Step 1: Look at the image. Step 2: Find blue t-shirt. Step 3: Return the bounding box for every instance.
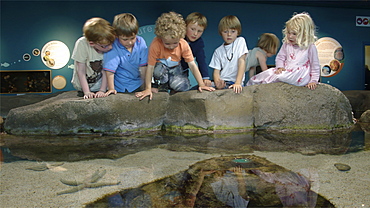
[103,36,148,92]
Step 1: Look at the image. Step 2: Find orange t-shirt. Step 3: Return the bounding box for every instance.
[148,37,194,66]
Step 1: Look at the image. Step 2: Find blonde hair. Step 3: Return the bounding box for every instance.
[282,12,317,49]
[257,33,280,55]
[185,12,207,29]
[155,11,186,39]
[83,17,115,45]
[218,15,242,36]
[113,13,139,37]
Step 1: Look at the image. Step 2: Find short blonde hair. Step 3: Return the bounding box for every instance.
[113,13,139,37]
[185,12,207,29]
[218,15,242,36]
[257,33,280,55]
[155,11,186,39]
[282,12,317,49]
[83,17,115,45]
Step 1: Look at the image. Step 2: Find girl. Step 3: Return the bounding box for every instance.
[245,33,280,80]
[246,12,320,90]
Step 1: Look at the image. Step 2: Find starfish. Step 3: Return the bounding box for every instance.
[57,169,119,195]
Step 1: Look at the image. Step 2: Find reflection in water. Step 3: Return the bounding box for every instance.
[0,124,364,163]
[87,155,334,208]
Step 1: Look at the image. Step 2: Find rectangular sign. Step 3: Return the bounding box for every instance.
[356,16,370,27]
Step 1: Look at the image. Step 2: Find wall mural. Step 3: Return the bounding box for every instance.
[41,41,70,69]
[314,37,344,78]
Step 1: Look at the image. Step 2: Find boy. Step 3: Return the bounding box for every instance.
[209,15,249,93]
[71,17,115,99]
[135,12,214,100]
[103,13,148,95]
[181,12,211,87]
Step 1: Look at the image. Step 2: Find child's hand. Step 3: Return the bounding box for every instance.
[229,84,243,93]
[95,91,107,98]
[215,79,226,90]
[198,85,215,92]
[203,79,212,87]
[104,89,117,96]
[305,82,317,90]
[135,89,152,100]
[274,67,286,74]
[83,92,95,99]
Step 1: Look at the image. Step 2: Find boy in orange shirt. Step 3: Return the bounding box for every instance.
[135,12,214,100]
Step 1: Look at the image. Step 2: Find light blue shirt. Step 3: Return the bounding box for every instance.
[103,36,148,92]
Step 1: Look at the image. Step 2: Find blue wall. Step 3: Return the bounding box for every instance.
[1,0,369,94]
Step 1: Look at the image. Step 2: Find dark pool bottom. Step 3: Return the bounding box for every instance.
[87,155,334,208]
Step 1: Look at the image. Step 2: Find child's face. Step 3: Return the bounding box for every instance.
[118,35,137,51]
[286,28,298,45]
[91,42,113,53]
[186,22,204,42]
[161,36,180,50]
[221,29,238,45]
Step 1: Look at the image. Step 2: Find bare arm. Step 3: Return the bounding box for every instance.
[188,61,215,92]
[76,61,94,99]
[229,53,247,93]
[104,71,117,96]
[135,65,154,100]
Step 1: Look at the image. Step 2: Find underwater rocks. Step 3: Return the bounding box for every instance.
[334,163,351,171]
[4,83,353,135]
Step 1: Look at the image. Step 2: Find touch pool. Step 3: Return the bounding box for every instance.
[0,124,369,207]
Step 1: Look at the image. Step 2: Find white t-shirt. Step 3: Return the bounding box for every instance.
[71,36,104,91]
[209,37,249,82]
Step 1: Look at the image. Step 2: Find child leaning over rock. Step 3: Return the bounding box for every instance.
[135,11,215,100]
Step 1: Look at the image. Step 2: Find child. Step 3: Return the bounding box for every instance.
[71,17,115,99]
[246,12,320,90]
[103,13,148,95]
[209,15,249,93]
[245,33,280,80]
[181,12,211,87]
[135,12,215,100]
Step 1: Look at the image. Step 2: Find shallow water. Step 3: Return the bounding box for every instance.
[0,123,368,207]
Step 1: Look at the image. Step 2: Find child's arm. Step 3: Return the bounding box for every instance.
[135,65,154,100]
[95,70,108,98]
[229,53,247,93]
[139,66,147,86]
[104,71,117,96]
[305,44,320,90]
[188,61,215,92]
[213,69,225,90]
[76,61,94,99]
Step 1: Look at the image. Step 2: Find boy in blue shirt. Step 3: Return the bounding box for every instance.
[103,13,148,95]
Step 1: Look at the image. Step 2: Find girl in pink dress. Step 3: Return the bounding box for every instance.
[246,12,320,90]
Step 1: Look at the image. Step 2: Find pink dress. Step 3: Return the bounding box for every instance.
[246,43,320,87]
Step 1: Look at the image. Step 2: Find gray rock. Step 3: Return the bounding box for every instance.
[334,163,351,171]
[342,90,370,119]
[4,83,354,135]
[252,83,353,130]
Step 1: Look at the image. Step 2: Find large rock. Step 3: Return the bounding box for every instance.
[252,83,353,130]
[4,91,168,135]
[342,90,370,119]
[4,83,354,135]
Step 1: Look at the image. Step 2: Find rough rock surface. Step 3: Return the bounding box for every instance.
[4,83,353,135]
[342,90,370,118]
